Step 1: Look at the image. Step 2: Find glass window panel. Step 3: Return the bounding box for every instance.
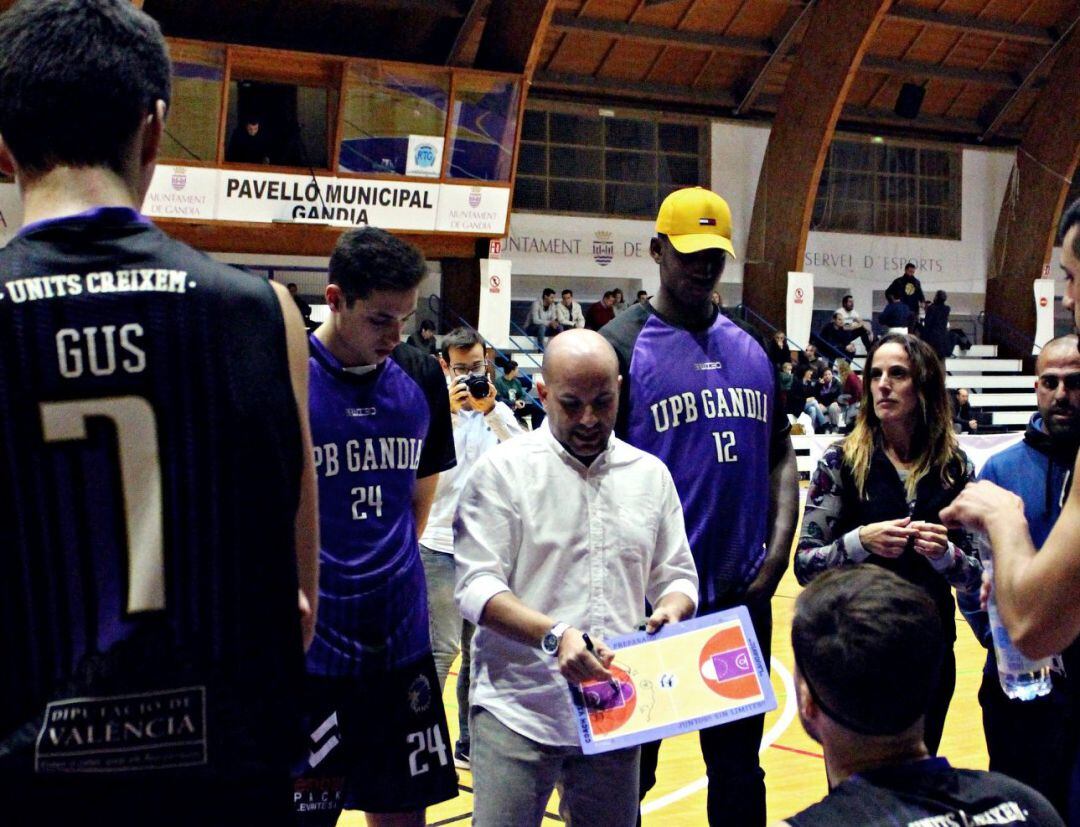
[522,110,547,142]
[448,74,521,181]
[919,151,950,177]
[660,153,699,186]
[605,118,656,150]
[551,146,602,179]
[605,150,657,182]
[339,62,448,174]
[550,113,602,145]
[658,123,698,154]
[552,180,601,212]
[518,143,546,175]
[225,80,329,168]
[514,176,547,210]
[162,42,225,163]
[920,179,945,205]
[605,183,655,217]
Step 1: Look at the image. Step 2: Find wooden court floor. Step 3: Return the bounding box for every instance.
[341,502,991,825]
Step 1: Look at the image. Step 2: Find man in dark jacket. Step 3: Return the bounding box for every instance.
[958,334,1080,818]
[887,262,926,316]
[952,388,983,433]
[880,290,915,330]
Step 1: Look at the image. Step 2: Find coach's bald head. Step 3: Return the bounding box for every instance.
[538,330,620,464]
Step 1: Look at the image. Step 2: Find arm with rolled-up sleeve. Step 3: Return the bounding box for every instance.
[645,469,699,610]
[527,300,545,328]
[453,456,521,625]
[794,446,870,585]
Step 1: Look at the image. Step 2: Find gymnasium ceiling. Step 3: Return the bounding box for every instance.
[26,0,1080,146]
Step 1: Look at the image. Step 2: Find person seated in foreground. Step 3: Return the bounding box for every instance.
[778,566,1062,827]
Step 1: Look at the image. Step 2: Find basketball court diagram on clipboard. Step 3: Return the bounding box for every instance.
[568,608,777,754]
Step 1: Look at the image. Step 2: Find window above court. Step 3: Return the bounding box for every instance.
[156,38,523,185]
[513,102,708,219]
[811,136,961,240]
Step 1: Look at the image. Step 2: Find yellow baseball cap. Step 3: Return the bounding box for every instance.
[655,187,736,258]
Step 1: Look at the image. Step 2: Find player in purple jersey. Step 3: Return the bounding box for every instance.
[0,2,319,824]
[601,187,799,826]
[294,226,458,825]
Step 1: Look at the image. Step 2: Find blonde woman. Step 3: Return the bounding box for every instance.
[795,334,982,754]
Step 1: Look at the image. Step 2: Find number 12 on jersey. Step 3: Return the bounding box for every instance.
[712,430,738,463]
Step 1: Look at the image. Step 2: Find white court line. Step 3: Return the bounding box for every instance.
[640,656,798,815]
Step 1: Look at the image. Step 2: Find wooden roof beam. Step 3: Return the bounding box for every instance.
[743,0,892,324]
[981,12,1080,140]
[861,55,1018,88]
[735,0,817,115]
[475,0,557,77]
[986,21,1080,357]
[447,0,492,67]
[888,5,1054,46]
[549,11,772,57]
[534,71,737,108]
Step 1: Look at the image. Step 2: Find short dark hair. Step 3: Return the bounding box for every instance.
[602,290,614,300]
[905,262,916,270]
[419,319,436,332]
[542,288,556,299]
[504,360,519,373]
[637,290,648,298]
[287,282,298,290]
[328,227,426,306]
[0,0,171,176]
[793,567,942,736]
[934,290,947,304]
[562,289,573,297]
[440,326,483,362]
[1059,196,1080,258]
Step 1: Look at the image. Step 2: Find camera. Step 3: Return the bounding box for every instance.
[462,374,490,399]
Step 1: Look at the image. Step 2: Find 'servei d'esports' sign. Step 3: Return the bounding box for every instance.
[0,167,510,238]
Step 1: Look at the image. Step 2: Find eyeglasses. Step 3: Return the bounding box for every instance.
[450,361,490,377]
[1039,373,1080,392]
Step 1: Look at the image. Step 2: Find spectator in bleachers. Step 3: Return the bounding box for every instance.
[951,388,981,434]
[555,289,585,331]
[407,319,438,356]
[710,290,722,309]
[495,360,545,431]
[880,290,915,332]
[816,367,843,433]
[527,288,560,350]
[585,290,616,331]
[922,291,953,361]
[836,293,874,350]
[795,366,828,433]
[769,330,793,368]
[611,288,628,316]
[888,262,926,317]
[820,311,859,361]
[778,361,794,393]
[634,289,650,307]
[836,359,862,430]
[799,343,830,377]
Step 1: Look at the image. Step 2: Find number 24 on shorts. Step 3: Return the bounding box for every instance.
[407,726,448,777]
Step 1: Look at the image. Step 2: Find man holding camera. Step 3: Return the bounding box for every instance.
[419,328,524,768]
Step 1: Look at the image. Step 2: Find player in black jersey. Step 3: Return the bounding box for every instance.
[780,567,1061,827]
[0,2,319,824]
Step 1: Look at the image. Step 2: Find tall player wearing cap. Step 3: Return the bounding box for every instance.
[601,187,799,825]
[0,1,317,823]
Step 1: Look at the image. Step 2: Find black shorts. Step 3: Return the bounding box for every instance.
[293,653,458,822]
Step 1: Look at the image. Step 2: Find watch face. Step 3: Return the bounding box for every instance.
[541,632,558,655]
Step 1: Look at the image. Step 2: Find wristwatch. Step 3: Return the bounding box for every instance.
[540,622,569,656]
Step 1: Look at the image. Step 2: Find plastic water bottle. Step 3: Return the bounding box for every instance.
[976,535,1053,701]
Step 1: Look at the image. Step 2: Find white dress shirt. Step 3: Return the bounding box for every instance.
[420,401,522,554]
[454,423,698,746]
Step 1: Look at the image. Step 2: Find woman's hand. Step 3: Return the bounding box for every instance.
[858,517,916,558]
[910,520,950,560]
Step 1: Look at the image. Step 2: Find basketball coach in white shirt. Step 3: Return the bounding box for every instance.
[454,329,698,827]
